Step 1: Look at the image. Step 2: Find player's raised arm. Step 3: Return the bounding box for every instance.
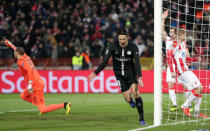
[162,10,169,40]
[88,45,112,80]
[3,38,17,50]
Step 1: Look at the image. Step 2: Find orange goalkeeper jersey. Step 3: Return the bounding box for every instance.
[17,54,44,90]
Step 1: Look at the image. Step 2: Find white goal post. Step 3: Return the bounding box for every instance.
[154,0,163,126]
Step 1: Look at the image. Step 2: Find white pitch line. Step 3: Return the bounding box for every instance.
[128,125,159,131]
[0,109,39,114]
[128,117,210,131]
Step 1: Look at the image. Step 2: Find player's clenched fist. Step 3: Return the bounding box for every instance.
[138,77,144,88]
[88,72,96,81]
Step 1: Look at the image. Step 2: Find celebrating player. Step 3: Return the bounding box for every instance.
[2,38,71,115]
[170,29,207,117]
[88,29,146,125]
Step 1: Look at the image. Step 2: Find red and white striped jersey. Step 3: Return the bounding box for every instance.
[164,36,173,52]
[164,36,175,73]
[171,40,189,75]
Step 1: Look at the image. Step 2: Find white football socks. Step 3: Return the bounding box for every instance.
[169,89,177,106]
[184,90,191,107]
[194,96,202,112]
[182,92,196,108]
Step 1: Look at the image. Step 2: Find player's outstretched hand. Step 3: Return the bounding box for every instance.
[88,72,96,81]
[138,77,144,88]
[28,88,33,93]
[171,73,176,78]
[3,38,16,49]
[162,10,169,18]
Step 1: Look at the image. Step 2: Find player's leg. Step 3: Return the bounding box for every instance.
[122,89,136,108]
[123,90,131,103]
[130,83,146,125]
[126,70,146,125]
[183,87,193,112]
[181,71,207,117]
[182,86,203,117]
[168,82,179,111]
[32,90,71,115]
[166,66,178,111]
[20,88,32,103]
[116,76,135,108]
[37,102,70,115]
[192,86,208,118]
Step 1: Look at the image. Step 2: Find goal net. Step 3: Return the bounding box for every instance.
[161,0,210,125]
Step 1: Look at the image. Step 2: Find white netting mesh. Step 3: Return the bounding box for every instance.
[161,0,210,125]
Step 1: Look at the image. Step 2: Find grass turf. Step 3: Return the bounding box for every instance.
[0,94,209,131]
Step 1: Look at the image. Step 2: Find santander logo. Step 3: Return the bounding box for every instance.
[0,71,120,93]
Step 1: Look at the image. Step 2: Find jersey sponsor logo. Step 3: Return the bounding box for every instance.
[127,51,131,55]
[115,57,131,62]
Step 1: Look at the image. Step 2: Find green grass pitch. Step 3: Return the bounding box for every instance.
[0,94,209,131]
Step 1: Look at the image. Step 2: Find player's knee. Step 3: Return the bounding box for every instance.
[124,96,131,103]
[132,91,139,98]
[39,109,45,113]
[20,93,26,100]
[195,86,203,94]
[192,87,202,98]
[38,106,46,113]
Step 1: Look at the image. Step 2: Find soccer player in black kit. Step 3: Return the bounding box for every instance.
[88,29,146,125]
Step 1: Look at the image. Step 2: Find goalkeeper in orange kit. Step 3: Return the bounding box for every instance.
[2,38,71,115]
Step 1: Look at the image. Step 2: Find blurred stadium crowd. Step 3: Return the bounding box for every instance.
[0,0,154,59]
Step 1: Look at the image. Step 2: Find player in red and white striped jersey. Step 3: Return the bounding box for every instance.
[162,10,193,112]
[162,10,178,111]
[170,29,207,118]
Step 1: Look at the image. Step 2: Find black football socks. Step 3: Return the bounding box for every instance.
[135,97,144,121]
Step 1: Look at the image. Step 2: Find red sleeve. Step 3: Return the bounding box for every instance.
[167,50,174,73]
[186,57,197,64]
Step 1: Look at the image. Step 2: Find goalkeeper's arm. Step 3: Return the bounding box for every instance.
[3,38,17,50]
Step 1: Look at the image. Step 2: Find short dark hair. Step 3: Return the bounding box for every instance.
[15,47,25,55]
[117,28,128,36]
